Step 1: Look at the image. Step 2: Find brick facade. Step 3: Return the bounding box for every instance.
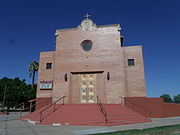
[36,18,146,104]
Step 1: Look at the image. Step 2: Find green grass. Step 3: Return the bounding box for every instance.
[89,124,180,135]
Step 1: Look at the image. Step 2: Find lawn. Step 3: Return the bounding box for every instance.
[90,124,180,135]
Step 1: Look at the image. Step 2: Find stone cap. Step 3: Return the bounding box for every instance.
[55,18,121,36]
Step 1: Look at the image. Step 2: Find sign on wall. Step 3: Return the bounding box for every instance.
[40,81,53,90]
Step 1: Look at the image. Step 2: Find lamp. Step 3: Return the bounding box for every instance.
[64,73,68,81]
[107,72,110,80]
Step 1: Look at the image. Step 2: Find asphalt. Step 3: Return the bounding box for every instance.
[0,112,180,135]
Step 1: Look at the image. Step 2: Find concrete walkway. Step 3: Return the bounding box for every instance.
[0,112,180,135]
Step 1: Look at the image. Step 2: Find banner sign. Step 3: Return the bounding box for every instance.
[40,81,53,90]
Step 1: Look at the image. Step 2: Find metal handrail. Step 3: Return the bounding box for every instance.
[119,96,151,119]
[96,95,108,123]
[39,96,66,122]
[30,100,51,112]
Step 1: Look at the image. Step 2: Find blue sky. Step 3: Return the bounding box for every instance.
[0,0,179,97]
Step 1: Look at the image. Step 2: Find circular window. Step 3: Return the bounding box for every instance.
[81,40,93,51]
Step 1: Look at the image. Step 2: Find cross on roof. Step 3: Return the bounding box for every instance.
[84,13,91,19]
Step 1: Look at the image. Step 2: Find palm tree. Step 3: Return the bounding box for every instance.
[28,61,39,89]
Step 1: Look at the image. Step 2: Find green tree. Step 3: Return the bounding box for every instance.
[28,61,39,89]
[0,77,36,111]
[160,93,173,103]
[0,77,11,109]
[174,94,180,103]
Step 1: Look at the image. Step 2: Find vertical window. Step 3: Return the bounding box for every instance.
[46,63,52,69]
[128,59,135,66]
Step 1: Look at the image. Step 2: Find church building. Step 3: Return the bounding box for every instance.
[36,14,146,105]
[23,15,180,126]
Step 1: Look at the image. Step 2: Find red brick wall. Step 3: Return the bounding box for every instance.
[35,97,52,110]
[163,103,180,117]
[125,97,180,118]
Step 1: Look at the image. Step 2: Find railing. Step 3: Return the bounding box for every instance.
[39,96,66,122]
[29,100,50,113]
[119,96,151,119]
[96,95,108,123]
[28,98,37,113]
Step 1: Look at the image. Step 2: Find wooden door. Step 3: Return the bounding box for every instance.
[80,74,97,103]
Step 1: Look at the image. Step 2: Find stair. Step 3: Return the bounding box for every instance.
[21,104,151,126]
[104,104,151,126]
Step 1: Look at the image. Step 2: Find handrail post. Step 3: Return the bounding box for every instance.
[63,97,64,105]
[29,102,32,113]
[54,103,56,112]
[40,112,42,122]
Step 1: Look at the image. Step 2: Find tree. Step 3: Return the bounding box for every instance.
[0,77,36,111]
[160,94,173,103]
[0,77,10,109]
[174,94,180,103]
[28,61,39,89]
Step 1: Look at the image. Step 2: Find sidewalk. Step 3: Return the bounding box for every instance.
[0,112,180,135]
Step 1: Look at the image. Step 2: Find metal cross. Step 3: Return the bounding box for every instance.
[84,13,91,19]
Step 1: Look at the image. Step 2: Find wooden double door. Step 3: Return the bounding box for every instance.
[69,72,106,104]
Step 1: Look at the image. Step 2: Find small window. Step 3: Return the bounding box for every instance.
[46,63,52,69]
[128,59,135,66]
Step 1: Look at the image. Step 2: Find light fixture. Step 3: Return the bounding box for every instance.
[64,73,68,82]
[107,72,110,80]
